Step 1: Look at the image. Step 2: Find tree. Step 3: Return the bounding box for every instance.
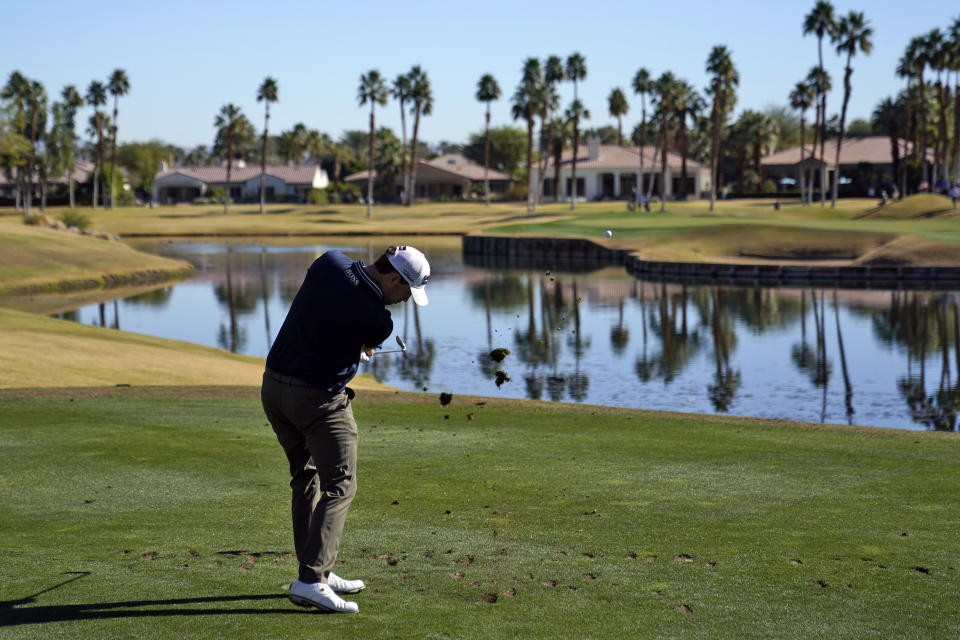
[406,66,432,206]
[804,0,837,207]
[789,80,815,202]
[117,140,171,197]
[926,28,951,184]
[357,69,388,218]
[22,80,47,215]
[951,16,960,185]
[391,73,412,203]
[565,99,590,210]
[511,58,541,213]
[706,46,739,211]
[475,74,501,206]
[632,68,653,204]
[653,72,679,211]
[541,56,566,203]
[673,80,704,200]
[1,72,30,211]
[872,95,903,191]
[549,117,572,203]
[830,11,873,207]
[565,53,587,209]
[85,80,107,209]
[60,85,83,208]
[805,66,831,202]
[107,69,129,209]
[256,76,278,214]
[607,88,629,146]
[213,103,252,215]
[462,126,528,178]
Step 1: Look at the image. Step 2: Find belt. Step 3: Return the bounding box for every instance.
[264,368,317,388]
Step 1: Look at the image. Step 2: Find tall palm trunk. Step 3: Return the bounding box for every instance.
[399,99,408,204]
[366,104,375,218]
[953,75,960,184]
[224,140,233,215]
[259,102,269,214]
[553,138,563,203]
[408,110,422,206]
[679,116,688,200]
[109,96,119,209]
[525,114,535,212]
[659,119,669,212]
[92,117,104,209]
[918,67,928,185]
[25,109,38,215]
[832,58,854,208]
[483,102,491,206]
[809,98,820,203]
[570,121,579,211]
[798,109,806,204]
[636,102,645,205]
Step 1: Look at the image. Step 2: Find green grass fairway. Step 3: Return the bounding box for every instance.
[1,388,957,639]
[0,223,192,296]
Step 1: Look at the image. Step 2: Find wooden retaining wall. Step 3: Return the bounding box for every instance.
[462,234,960,289]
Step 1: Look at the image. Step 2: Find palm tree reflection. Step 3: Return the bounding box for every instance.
[707,288,740,411]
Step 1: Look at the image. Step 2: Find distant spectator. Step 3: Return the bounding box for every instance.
[950,184,960,209]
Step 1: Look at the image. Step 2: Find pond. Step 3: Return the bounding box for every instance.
[52,237,960,432]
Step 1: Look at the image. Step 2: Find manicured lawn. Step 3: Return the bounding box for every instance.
[0,223,192,296]
[1,387,957,639]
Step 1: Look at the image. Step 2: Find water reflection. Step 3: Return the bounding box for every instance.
[45,238,960,431]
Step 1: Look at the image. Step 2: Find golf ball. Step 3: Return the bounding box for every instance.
[604,230,613,238]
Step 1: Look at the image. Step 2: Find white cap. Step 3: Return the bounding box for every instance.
[387,245,430,306]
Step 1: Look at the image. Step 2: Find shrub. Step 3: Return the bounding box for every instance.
[59,210,91,230]
[116,189,136,206]
[207,186,225,203]
[308,188,328,205]
[761,179,778,194]
[22,213,48,226]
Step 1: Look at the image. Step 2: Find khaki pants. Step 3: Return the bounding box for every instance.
[261,370,358,584]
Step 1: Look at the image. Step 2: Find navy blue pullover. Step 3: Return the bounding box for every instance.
[266,251,393,392]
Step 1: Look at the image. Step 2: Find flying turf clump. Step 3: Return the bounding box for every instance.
[439,392,453,407]
[494,370,511,388]
[489,348,510,363]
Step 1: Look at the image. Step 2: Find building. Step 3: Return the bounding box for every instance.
[151,161,328,204]
[344,153,513,201]
[760,136,933,194]
[0,160,127,202]
[537,138,710,201]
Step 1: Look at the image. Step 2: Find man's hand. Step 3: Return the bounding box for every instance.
[359,345,375,362]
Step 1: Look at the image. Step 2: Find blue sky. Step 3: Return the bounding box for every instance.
[3,0,955,149]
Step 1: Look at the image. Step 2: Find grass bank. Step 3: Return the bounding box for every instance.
[0,386,957,639]
[0,223,193,297]
[0,307,385,390]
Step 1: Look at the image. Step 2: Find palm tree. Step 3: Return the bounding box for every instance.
[565,99,590,211]
[541,56,566,202]
[406,66,432,206]
[23,80,47,215]
[950,16,960,185]
[607,88,629,146]
[673,80,703,200]
[512,58,541,213]
[804,0,837,208]
[256,76,278,214]
[475,74,501,206]
[831,11,873,208]
[872,96,904,193]
[706,46,739,211]
[391,73,412,203]
[357,70,388,218]
[789,80,815,203]
[632,68,653,204]
[85,80,107,209]
[653,72,678,211]
[925,29,950,183]
[107,69,129,209]
[806,66,832,202]
[213,103,251,215]
[549,116,571,203]
[565,53,587,209]
[60,85,83,209]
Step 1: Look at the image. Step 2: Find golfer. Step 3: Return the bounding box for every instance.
[261,245,430,613]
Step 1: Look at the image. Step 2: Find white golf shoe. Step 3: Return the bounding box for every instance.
[289,580,359,613]
[327,571,366,594]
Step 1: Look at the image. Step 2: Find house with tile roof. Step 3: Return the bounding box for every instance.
[538,138,710,202]
[760,136,932,194]
[151,161,328,204]
[344,153,513,201]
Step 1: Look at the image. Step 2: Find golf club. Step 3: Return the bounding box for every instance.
[373,336,407,355]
